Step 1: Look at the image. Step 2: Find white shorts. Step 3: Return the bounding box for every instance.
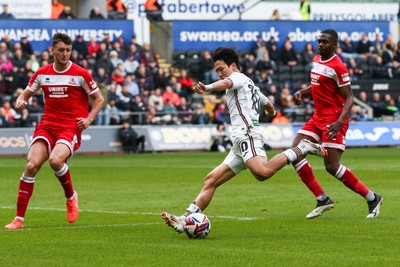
[223,132,267,174]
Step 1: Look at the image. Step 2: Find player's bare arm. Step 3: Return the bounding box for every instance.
[15,88,35,110]
[326,85,353,139]
[76,91,104,130]
[293,85,312,106]
[194,79,232,94]
[264,101,276,117]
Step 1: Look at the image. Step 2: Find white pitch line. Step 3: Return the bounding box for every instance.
[0,206,259,221]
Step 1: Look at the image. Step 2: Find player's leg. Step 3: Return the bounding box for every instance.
[162,163,236,233]
[291,134,334,219]
[324,148,383,218]
[49,142,79,223]
[5,140,49,229]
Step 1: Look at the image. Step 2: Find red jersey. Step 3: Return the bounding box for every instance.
[28,61,99,126]
[310,54,350,117]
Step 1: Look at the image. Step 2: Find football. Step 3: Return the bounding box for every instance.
[184,213,211,239]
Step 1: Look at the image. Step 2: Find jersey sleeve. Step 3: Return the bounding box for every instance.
[336,62,351,87]
[27,70,42,92]
[80,69,99,95]
[227,72,243,90]
[258,90,270,107]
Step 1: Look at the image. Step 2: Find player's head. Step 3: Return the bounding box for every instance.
[212,47,240,79]
[51,33,73,68]
[52,32,72,47]
[317,29,338,59]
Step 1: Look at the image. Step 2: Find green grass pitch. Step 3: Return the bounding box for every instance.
[1,147,399,266]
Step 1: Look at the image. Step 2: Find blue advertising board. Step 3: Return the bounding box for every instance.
[0,20,134,52]
[173,20,390,51]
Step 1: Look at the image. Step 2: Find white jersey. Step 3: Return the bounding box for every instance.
[226,72,268,142]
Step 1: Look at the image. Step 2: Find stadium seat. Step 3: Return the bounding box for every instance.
[173,50,187,69]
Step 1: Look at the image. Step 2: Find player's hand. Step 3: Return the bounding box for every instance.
[15,98,28,110]
[194,82,207,95]
[326,121,342,139]
[293,92,303,106]
[76,117,92,130]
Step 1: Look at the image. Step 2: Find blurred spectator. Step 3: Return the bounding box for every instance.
[369,35,383,56]
[0,105,11,127]
[302,42,316,66]
[93,67,111,85]
[110,50,123,68]
[368,92,387,109]
[358,91,368,103]
[140,43,159,72]
[128,35,143,52]
[372,56,389,79]
[127,44,142,62]
[213,103,229,124]
[105,98,120,125]
[388,60,400,79]
[148,87,164,109]
[340,36,357,59]
[51,0,65,19]
[356,33,371,57]
[111,67,125,85]
[124,75,140,96]
[191,103,210,125]
[299,0,311,20]
[5,66,25,92]
[106,0,127,19]
[268,43,280,64]
[153,67,169,89]
[255,51,276,74]
[131,95,147,124]
[271,109,289,124]
[20,37,33,57]
[123,53,140,75]
[280,39,298,66]
[111,40,127,60]
[97,51,114,76]
[136,65,154,89]
[2,35,12,50]
[178,69,194,97]
[102,33,113,51]
[253,35,265,57]
[209,123,232,152]
[381,43,395,65]
[383,33,396,52]
[199,50,216,84]
[0,54,13,73]
[89,6,105,19]
[241,53,257,74]
[346,57,364,81]
[176,96,192,124]
[254,70,273,91]
[1,99,16,126]
[119,120,145,153]
[270,9,281,20]
[58,5,76,19]
[162,85,180,106]
[87,37,100,59]
[0,4,15,19]
[144,0,163,21]
[394,41,400,61]
[72,35,88,59]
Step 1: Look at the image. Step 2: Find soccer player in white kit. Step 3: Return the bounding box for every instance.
[162,47,328,234]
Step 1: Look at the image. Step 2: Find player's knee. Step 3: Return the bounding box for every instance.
[325,163,338,176]
[25,161,40,175]
[48,156,64,170]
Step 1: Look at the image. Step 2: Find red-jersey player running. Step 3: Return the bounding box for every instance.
[5,33,104,229]
[292,29,383,219]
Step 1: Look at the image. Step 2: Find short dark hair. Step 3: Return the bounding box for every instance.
[52,32,72,47]
[321,29,338,43]
[212,47,239,68]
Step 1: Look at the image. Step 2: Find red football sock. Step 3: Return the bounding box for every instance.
[335,165,369,197]
[55,164,74,199]
[16,174,35,218]
[294,159,325,197]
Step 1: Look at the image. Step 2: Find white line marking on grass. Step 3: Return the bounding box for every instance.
[0,206,259,221]
[0,222,163,232]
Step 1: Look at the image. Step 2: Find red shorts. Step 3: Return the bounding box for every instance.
[31,120,82,155]
[297,115,348,151]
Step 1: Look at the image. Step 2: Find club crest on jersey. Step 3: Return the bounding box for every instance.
[45,77,51,83]
[68,77,77,86]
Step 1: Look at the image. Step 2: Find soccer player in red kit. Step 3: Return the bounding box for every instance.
[292,29,383,219]
[5,33,104,229]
